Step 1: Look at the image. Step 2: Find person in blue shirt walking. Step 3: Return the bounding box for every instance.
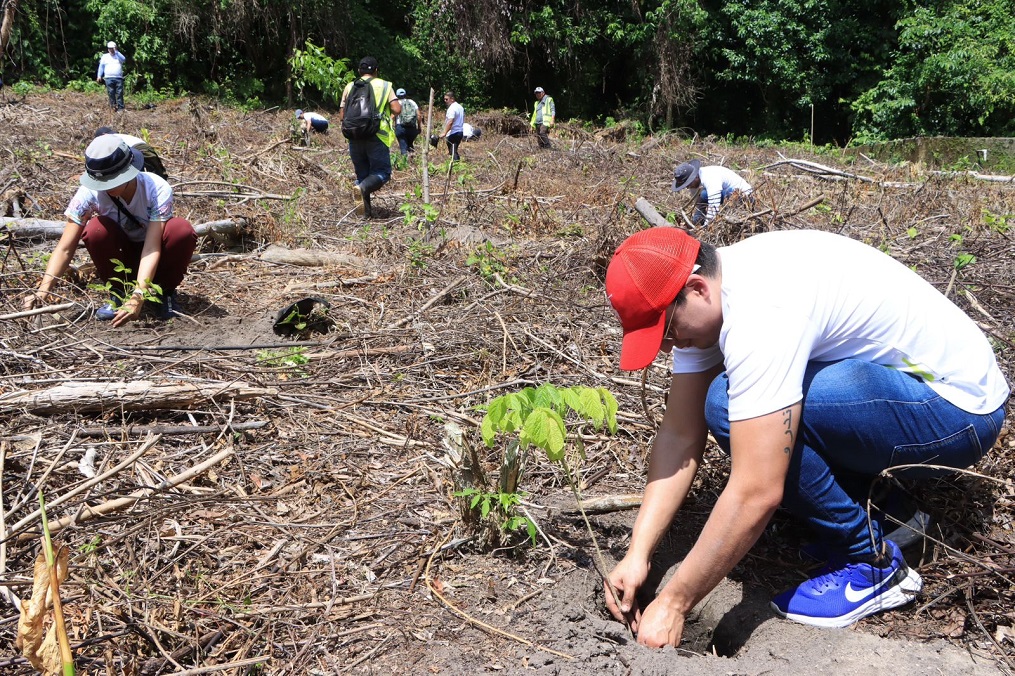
[96,41,127,112]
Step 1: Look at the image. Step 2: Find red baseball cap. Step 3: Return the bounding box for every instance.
[605,227,701,370]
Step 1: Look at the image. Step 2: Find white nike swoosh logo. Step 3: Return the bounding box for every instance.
[843,573,897,603]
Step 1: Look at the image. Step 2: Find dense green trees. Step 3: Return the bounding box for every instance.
[2,0,1013,142]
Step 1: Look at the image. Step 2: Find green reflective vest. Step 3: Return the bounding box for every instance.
[343,76,395,147]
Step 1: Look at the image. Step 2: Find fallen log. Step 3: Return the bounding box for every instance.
[259,244,374,269]
[1,217,247,240]
[633,197,675,228]
[0,379,276,414]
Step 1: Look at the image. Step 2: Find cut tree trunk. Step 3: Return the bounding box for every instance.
[0,379,276,414]
[2,217,247,240]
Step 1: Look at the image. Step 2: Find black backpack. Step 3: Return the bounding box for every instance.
[342,79,387,140]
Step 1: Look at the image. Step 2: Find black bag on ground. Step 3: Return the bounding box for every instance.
[342,79,384,140]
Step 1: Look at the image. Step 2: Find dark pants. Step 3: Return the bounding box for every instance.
[534,124,552,149]
[348,138,393,184]
[446,131,463,161]
[81,216,197,294]
[105,78,124,111]
[395,123,419,154]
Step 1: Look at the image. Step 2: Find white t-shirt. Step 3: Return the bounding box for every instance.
[302,112,328,123]
[65,173,174,243]
[698,165,753,224]
[672,230,1010,420]
[446,102,465,135]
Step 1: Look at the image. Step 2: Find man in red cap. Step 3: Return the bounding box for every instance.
[602,226,1008,646]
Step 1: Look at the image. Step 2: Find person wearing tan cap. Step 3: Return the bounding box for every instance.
[601,226,1007,647]
[530,87,555,149]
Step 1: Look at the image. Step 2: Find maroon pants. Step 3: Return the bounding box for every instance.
[81,216,197,292]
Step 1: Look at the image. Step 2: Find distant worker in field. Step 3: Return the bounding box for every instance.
[394,88,421,155]
[439,91,464,162]
[295,109,330,136]
[602,226,1009,647]
[672,160,754,227]
[95,126,169,180]
[340,56,400,218]
[96,41,126,112]
[530,86,555,149]
[22,135,197,325]
[462,122,482,141]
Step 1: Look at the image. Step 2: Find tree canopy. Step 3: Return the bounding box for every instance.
[2,0,1013,142]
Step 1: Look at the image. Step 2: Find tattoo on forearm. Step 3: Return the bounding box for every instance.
[781,409,794,456]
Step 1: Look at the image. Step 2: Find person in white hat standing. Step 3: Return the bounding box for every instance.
[96,41,126,111]
[530,87,555,149]
[22,136,197,326]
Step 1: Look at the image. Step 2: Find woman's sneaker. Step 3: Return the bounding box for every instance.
[95,300,117,321]
[771,540,922,628]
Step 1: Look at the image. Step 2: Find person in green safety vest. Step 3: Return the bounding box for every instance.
[530,87,556,149]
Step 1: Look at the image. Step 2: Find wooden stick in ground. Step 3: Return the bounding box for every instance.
[423,88,435,203]
[19,445,234,541]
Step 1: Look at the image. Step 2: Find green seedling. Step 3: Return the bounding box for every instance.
[477,383,631,634]
[88,259,163,310]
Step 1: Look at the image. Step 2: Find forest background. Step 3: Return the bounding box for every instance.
[2,0,1014,144]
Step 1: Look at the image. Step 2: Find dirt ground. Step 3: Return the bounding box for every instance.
[2,90,1014,674]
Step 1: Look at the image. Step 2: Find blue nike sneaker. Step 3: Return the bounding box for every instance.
[771,540,922,628]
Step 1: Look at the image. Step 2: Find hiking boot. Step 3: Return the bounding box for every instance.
[352,183,365,216]
[95,301,117,321]
[155,290,178,320]
[772,540,922,628]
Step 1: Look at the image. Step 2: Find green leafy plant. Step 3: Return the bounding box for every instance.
[288,40,353,104]
[88,259,163,310]
[982,209,1012,235]
[954,253,976,270]
[400,201,440,230]
[906,227,919,239]
[466,242,510,282]
[477,383,629,629]
[256,347,310,377]
[453,488,537,545]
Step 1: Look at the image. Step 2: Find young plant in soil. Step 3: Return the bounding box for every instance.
[477,383,632,634]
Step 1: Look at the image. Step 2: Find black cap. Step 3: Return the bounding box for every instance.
[94,126,117,138]
[358,56,378,75]
[672,160,702,192]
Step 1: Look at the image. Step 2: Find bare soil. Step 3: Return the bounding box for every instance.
[1,90,1014,674]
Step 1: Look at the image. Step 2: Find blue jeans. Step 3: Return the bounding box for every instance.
[348,138,392,184]
[704,359,1006,558]
[105,78,124,111]
[395,123,419,154]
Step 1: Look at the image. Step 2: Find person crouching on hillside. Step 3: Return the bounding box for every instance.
[22,135,197,326]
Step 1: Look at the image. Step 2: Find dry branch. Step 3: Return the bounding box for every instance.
[259,245,375,269]
[0,302,76,320]
[0,379,276,414]
[2,217,246,239]
[23,445,235,539]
